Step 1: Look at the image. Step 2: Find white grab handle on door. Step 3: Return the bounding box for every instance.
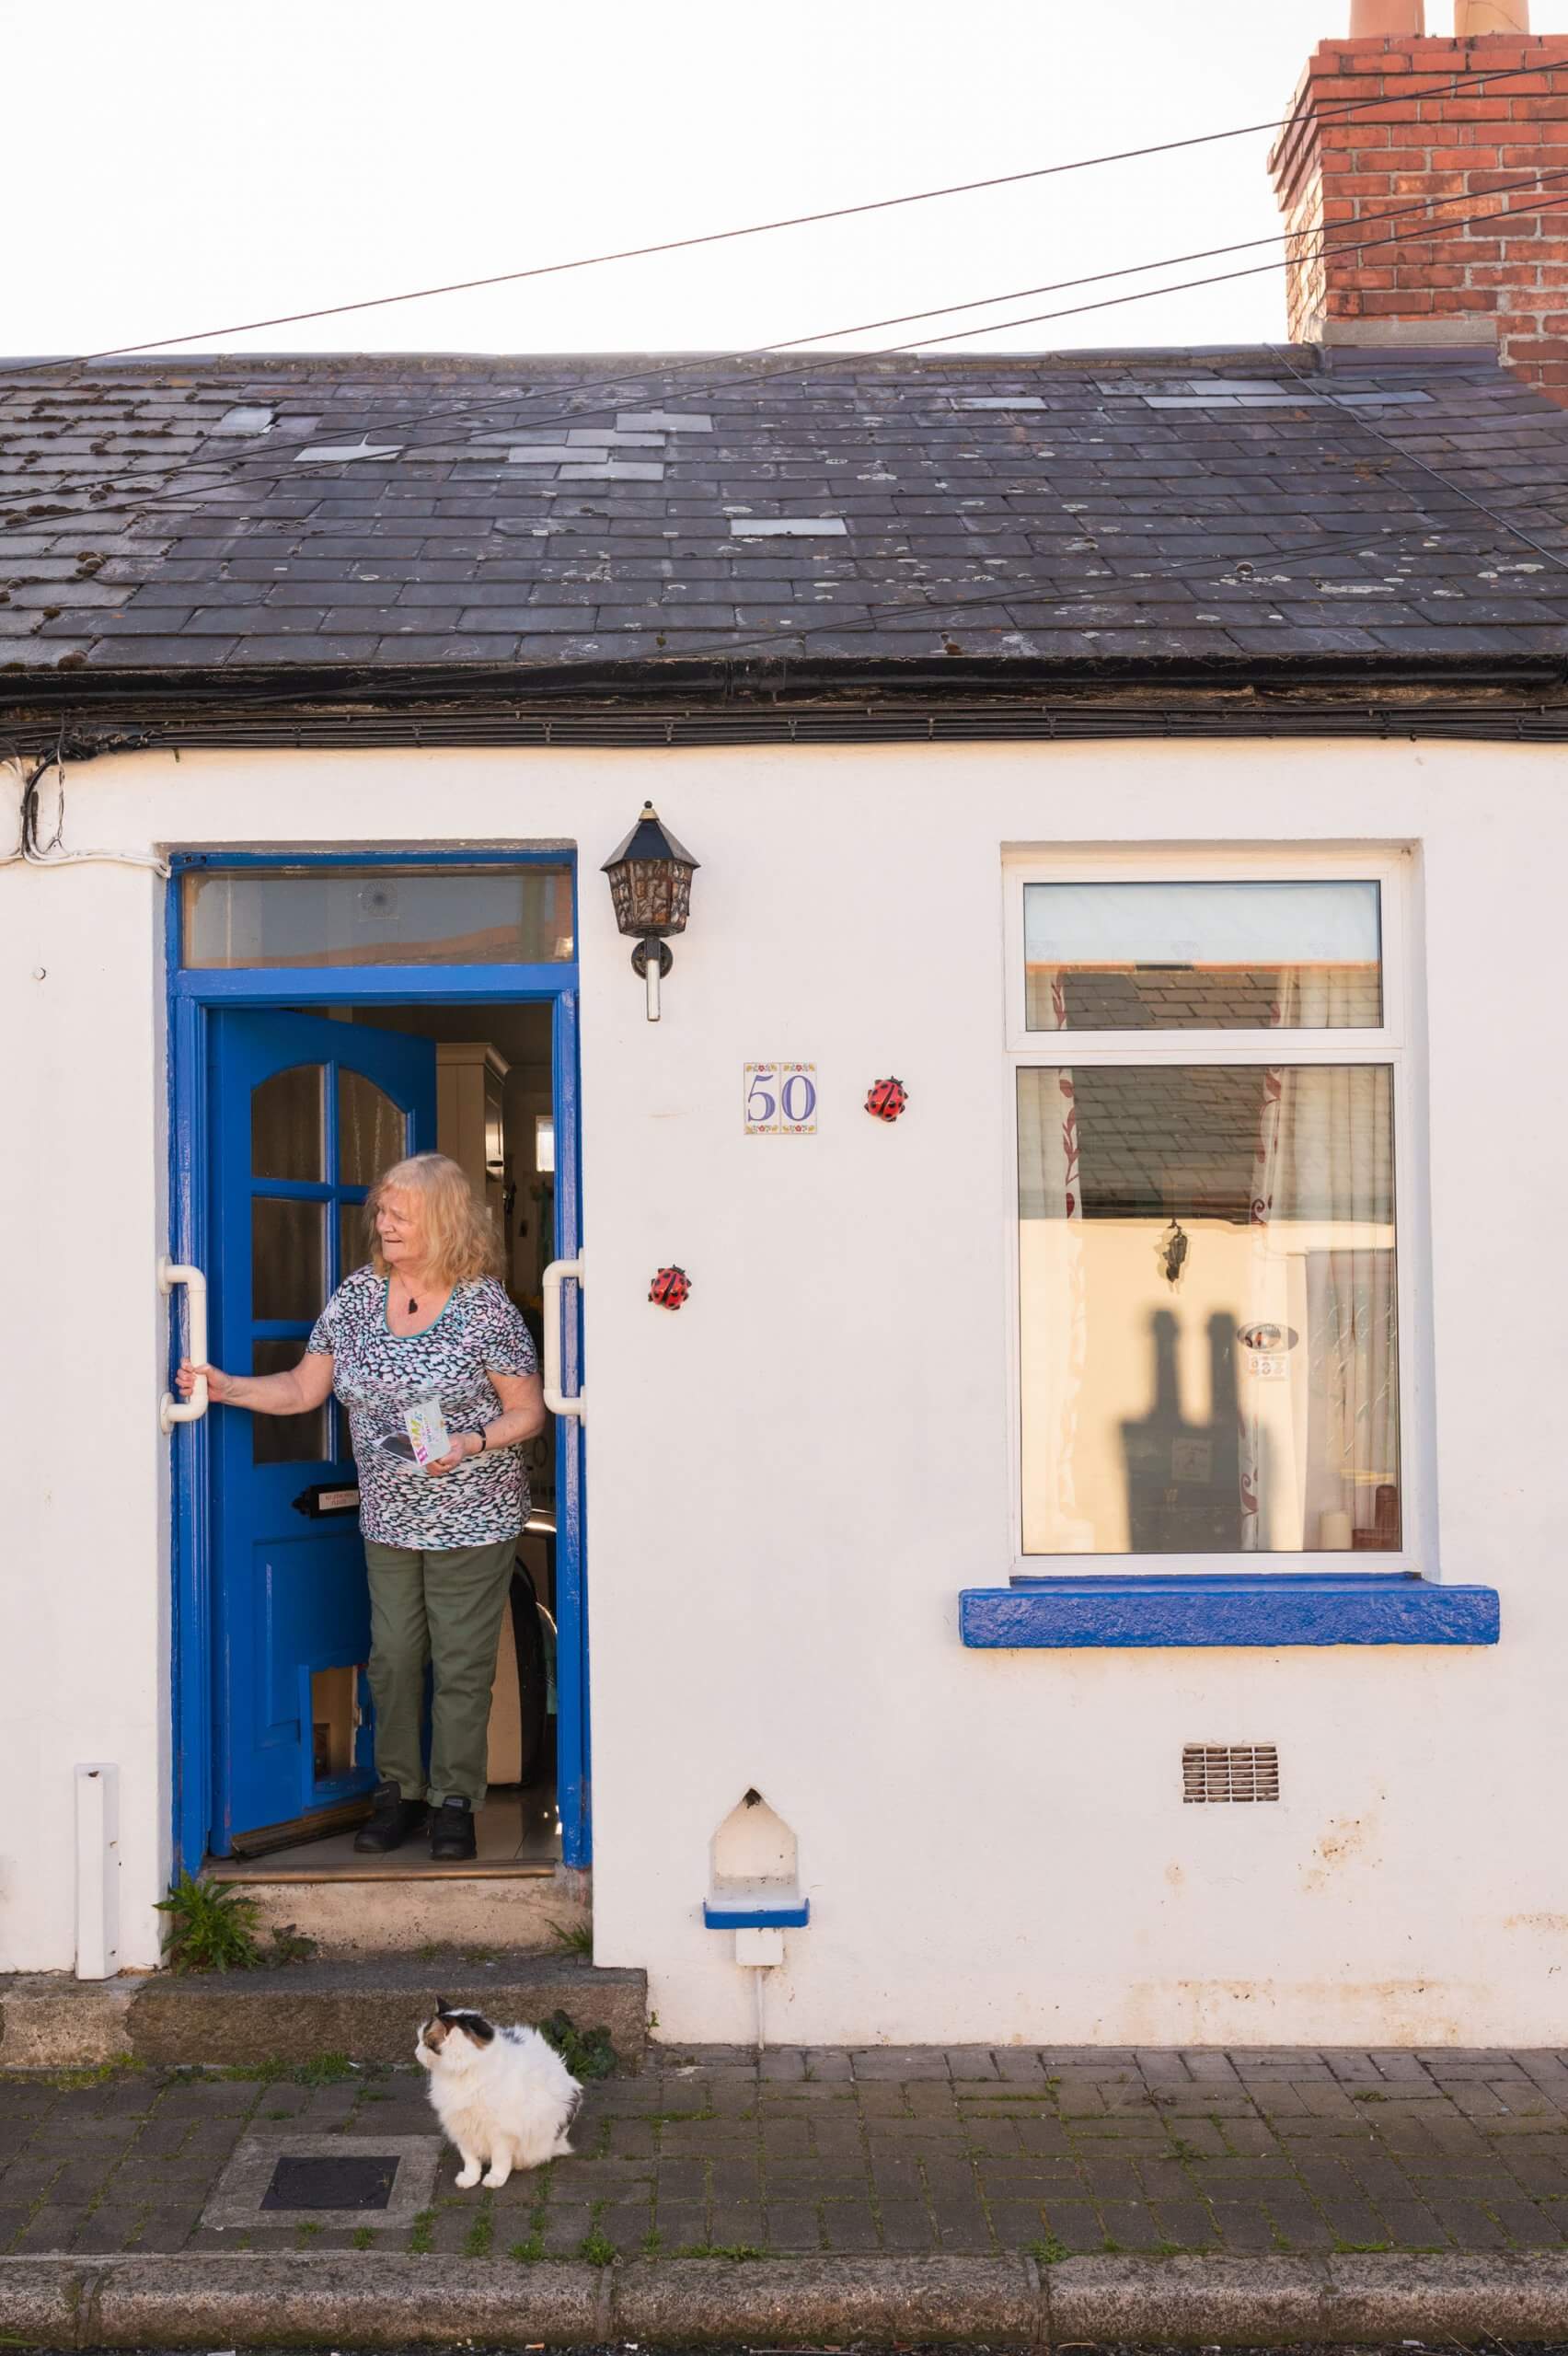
[541,1252,585,1421]
[159,1258,209,1434]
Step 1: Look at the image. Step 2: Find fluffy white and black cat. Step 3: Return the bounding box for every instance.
[415,1999,582,2188]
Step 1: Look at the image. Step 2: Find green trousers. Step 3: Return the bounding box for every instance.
[362,1537,516,1809]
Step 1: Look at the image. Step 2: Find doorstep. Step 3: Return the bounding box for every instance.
[204,1858,571,1957]
[0,1955,646,2073]
[202,1787,571,1954]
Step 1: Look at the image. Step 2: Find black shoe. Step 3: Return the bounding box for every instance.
[430,1796,477,1862]
[352,1780,427,1854]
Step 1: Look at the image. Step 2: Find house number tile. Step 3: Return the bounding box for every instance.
[744,1062,818,1135]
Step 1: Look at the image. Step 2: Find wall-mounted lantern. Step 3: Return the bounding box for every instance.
[601,802,700,1022]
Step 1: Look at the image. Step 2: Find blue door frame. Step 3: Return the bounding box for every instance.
[166,850,588,1876]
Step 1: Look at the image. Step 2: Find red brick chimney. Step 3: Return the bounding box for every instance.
[1269,5,1568,402]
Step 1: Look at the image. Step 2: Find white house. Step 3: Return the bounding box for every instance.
[4,6,1568,2049]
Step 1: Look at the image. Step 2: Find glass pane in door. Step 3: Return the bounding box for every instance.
[252,1197,325,1322]
[251,1066,324,1180]
[339,1070,405,1187]
[250,1335,329,1464]
[340,1200,371,1282]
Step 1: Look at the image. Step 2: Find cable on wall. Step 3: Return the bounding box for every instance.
[1,748,171,875]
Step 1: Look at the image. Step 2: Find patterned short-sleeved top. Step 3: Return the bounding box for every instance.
[307,1266,538,1549]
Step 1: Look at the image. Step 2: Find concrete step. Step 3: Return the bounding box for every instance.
[208,1861,574,1957]
[0,1954,647,2073]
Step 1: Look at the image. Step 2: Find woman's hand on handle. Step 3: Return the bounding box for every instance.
[175,1352,333,1415]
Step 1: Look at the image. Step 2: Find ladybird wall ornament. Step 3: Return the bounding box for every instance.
[865,1077,909,1123]
[649,1265,691,1311]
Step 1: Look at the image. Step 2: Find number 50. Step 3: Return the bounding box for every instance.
[744,1062,818,1133]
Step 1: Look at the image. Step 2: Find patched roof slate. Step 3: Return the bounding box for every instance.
[1,344,1566,685]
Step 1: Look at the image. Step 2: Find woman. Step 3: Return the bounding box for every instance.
[179,1151,546,1862]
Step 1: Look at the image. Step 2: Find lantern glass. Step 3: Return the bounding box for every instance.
[607,855,695,939]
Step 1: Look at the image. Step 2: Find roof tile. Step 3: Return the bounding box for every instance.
[0,347,1563,680]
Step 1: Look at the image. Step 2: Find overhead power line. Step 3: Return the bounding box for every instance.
[8,164,1568,544]
[1,54,1561,377]
[31,154,1568,516]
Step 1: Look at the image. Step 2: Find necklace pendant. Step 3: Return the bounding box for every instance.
[408,1297,418,1314]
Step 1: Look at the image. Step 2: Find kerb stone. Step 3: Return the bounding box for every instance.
[88,2253,605,2346]
[612,2253,1039,2345]
[1048,2253,1332,2345]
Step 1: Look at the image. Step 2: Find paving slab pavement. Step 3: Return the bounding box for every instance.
[6,2042,1568,2263]
[6,2045,1568,2343]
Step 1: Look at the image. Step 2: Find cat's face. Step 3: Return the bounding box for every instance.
[415,2001,496,2069]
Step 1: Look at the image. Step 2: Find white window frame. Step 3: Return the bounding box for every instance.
[1001,845,1431,1580]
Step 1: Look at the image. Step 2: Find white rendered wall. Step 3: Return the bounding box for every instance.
[0,735,1562,2042]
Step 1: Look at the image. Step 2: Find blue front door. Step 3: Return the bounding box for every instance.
[209,1010,437,1852]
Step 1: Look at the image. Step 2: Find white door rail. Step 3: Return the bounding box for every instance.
[541,1253,585,1421]
[159,1258,209,1434]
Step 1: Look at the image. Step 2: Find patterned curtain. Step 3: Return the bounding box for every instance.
[1016,976,1095,1553]
[1239,973,1399,1551]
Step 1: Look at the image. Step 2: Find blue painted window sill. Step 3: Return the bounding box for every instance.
[960,1574,1499,1649]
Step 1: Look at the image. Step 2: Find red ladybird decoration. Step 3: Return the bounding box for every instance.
[649,1265,691,1311]
[865,1077,909,1123]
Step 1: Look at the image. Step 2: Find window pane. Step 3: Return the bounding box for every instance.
[183,865,574,969]
[251,1336,329,1465]
[338,1070,405,1188]
[251,1065,324,1182]
[252,1197,325,1322]
[1024,880,1381,1030]
[1018,1065,1400,1555]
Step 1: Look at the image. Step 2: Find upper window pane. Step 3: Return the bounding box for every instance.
[1023,880,1381,1030]
[182,866,574,969]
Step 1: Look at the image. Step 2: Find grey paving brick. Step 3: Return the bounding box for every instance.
[766,2198,824,2248]
[946,2048,1001,2081]
[1208,2200,1288,2252]
[124,2208,206,2252]
[1369,2194,1455,2246]
[851,2047,951,2080]
[821,2200,884,2251]
[1038,2196,1109,2249]
[1148,2195,1222,2246]
[650,2154,708,2200]
[755,2117,812,2155]
[598,2200,655,2250]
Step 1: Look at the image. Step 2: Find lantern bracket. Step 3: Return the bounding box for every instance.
[630,935,674,1020]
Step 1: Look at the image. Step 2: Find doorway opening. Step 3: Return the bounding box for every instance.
[218,998,564,1882]
[167,853,586,1891]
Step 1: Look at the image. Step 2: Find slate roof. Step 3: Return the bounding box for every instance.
[1,344,1566,691]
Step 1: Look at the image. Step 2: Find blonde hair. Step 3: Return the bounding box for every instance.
[364,1153,503,1286]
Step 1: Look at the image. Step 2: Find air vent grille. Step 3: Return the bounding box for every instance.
[1182,1743,1280,1804]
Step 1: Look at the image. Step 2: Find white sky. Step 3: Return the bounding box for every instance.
[11,0,1568,365]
